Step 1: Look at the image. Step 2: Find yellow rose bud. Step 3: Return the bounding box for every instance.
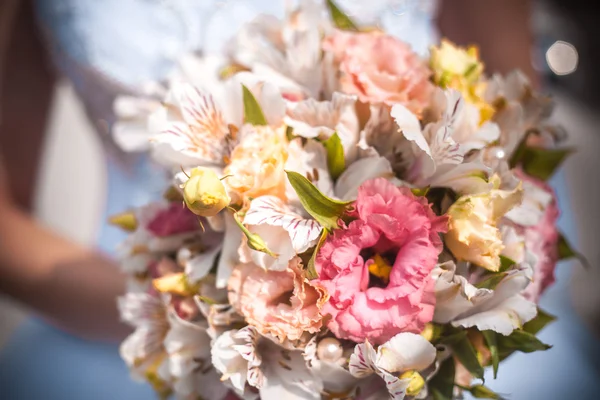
[399,370,426,397]
[152,272,199,297]
[445,181,523,271]
[183,167,231,217]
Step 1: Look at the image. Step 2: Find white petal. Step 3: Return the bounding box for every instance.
[180,243,222,283]
[452,294,537,335]
[244,196,322,254]
[432,261,494,324]
[349,341,378,378]
[118,292,166,328]
[376,333,437,373]
[391,104,431,158]
[425,162,492,195]
[335,156,395,201]
[112,121,153,152]
[216,213,243,288]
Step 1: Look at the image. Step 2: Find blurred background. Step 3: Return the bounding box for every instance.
[1,0,599,397]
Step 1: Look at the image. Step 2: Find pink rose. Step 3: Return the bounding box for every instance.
[146,202,201,237]
[517,172,560,303]
[228,257,327,344]
[315,178,447,344]
[323,30,433,115]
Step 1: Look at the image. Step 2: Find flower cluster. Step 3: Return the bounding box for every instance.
[112,1,576,399]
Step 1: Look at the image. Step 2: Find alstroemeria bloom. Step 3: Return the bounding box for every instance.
[349,333,437,400]
[315,178,447,344]
[118,292,171,395]
[284,92,360,162]
[164,312,230,400]
[446,179,523,271]
[323,30,433,115]
[149,71,285,169]
[432,260,537,335]
[211,326,323,399]
[228,258,327,345]
[389,92,495,195]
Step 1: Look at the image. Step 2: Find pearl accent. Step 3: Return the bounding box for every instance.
[317,338,344,363]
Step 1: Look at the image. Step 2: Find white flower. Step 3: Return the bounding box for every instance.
[149,71,285,169]
[285,92,360,162]
[349,333,437,400]
[242,196,322,271]
[212,327,323,400]
[226,0,330,98]
[118,293,169,380]
[303,337,358,397]
[432,260,538,335]
[164,313,229,400]
[384,90,496,195]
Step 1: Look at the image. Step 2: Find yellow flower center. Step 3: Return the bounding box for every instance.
[368,254,393,284]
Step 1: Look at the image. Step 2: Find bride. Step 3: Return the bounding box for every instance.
[4,1,591,399]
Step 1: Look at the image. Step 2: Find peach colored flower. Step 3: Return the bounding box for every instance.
[323,30,433,115]
[227,257,327,344]
[224,125,289,206]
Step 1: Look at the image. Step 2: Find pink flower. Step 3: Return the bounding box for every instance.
[147,202,201,237]
[323,30,433,115]
[228,257,327,345]
[517,172,560,303]
[315,179,447,344]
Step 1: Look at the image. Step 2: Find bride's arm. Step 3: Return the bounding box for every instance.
[0,0,129,342]
[437,0,538,85]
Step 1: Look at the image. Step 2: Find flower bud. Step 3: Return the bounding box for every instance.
[399,370,426,396]
[108,211,138,232]
[183,168,231,217]
[152,272,198,297]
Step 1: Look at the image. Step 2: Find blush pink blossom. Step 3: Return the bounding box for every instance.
[315,178,447,344]
[323,30,433,115]
[228,257,327,345]
[147,202,201,237]
[518,172,560,303]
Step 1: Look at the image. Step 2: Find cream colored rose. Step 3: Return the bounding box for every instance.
[445,179,523,271]
[224,125,289,207]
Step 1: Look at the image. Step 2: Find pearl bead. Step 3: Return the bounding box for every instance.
[495,148,506,159]
[317,338,343,363]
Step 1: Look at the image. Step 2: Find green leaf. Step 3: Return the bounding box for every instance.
[481,331,500,379]
[322,133,346,180]
[429,356,456,400]
[557,233,590,269]
[242,84,267,126]
[325,0,358,31]
[523,308,556,335]
[443,331,485,381]
[306,229,328,280]
[285,170,351,231]
[498,255,516,272]
[466,385,504,399]
[510,142,573,181]
[498,329,552,355]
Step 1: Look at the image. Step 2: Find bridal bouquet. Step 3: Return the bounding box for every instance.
[110,1,580,399]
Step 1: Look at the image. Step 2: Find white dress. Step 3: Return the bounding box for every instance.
[0,1,598,399]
